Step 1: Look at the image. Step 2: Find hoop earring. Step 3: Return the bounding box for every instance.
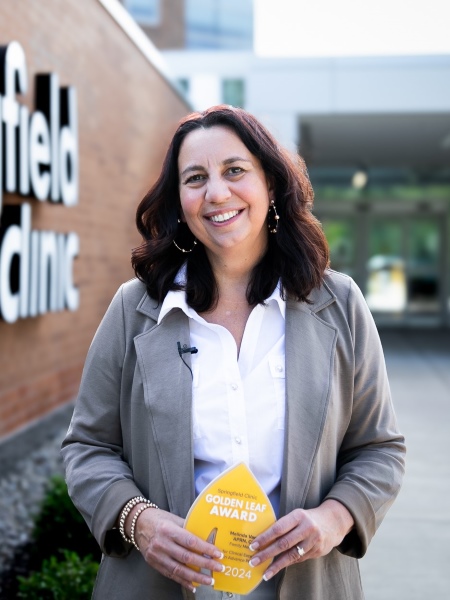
[173,219,198,253]
[173,239,197,253]
[268,200,280,233]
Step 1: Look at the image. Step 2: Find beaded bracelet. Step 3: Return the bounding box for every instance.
[130,504,156,550]
[118,496,158,545]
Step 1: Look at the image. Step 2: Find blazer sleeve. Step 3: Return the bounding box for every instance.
[325,278,406,558]
[61,285,143,557]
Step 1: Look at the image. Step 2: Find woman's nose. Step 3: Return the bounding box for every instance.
[205,176,231,203]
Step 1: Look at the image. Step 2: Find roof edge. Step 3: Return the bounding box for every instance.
[97,0,192,108]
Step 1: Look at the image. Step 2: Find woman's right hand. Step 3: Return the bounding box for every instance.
[132,507,225,592]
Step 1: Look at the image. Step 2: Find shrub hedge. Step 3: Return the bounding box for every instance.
[16,475,101,599]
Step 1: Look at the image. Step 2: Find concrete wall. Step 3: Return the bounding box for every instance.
[162,50,450,149]
[0,0,189,440]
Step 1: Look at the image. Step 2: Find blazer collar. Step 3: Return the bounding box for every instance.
[288,277,336,315]
[136,289,162,321]
[134,275,336,320]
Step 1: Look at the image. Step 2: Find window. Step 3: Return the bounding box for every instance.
[222,79,245,108]
[125,0,160,25]
[177,78,190,96]
[186,0,253,50]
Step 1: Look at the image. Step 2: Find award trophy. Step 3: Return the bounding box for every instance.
[184,462,276,595]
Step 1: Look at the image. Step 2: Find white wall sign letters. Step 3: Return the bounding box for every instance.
[0,41,79,323]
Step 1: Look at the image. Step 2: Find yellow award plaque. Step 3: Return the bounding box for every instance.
[184,462,276,595]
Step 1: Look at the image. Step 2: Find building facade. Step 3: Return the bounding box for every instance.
[121,0,253,50]
[0,0,189,446]
[122,0,186,48]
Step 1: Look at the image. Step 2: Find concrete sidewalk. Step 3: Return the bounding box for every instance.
[360,329,450,600]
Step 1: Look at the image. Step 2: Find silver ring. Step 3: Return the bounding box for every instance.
[296,545,305,557]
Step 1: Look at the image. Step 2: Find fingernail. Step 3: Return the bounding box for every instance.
[220,564,226,572]
[263,572,273,582]
[210,578,215,586]
[249,542,259,551]
[213,550,224,559]
[249,557,260,567]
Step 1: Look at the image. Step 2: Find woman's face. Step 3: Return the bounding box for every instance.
[178,125,272,265]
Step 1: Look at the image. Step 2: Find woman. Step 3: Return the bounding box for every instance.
[61,105,405,600]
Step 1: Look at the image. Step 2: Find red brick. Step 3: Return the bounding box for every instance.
[0,0,189,440]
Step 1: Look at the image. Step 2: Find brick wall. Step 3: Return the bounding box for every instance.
[142,0,185,49]
[119,0,186,49]
[0,0,189,439]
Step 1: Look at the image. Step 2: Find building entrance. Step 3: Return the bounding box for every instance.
[317,202,449,327]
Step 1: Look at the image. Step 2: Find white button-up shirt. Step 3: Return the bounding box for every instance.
[158,282,286,515]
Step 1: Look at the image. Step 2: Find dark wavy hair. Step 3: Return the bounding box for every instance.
[131,105,329,311]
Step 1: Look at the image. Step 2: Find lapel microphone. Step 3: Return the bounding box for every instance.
[177,342,198,356]
[177,342,197,380]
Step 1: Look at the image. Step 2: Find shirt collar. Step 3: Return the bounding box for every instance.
[157,288,194,324]
[157,267,285,324]
[265,280,286,320]
[157,264,193,324]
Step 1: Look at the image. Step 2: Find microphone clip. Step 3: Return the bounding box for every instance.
[177,342,198,356]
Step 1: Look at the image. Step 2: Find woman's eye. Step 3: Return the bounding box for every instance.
[228,166,244,175]
[185,174,205,184]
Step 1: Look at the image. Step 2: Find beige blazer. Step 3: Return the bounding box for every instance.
[61,270,405,600]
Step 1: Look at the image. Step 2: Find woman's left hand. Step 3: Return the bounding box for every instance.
[248,499,354,581]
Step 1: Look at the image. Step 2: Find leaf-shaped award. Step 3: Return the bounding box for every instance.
[184,462,276,595]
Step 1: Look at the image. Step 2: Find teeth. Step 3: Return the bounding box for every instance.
[209,210,239,223]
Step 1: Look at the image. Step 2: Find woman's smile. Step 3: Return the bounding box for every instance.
[206,209,243,224]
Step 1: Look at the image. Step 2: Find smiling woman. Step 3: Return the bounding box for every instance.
[61,105,405,600]
[131,105,328,313]
[177,126,272,270]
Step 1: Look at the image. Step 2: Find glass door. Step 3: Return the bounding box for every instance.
[366,219,407,316]
[406,219,441,316]
[366,216,442,325]
[319,206,446,327]
[321,217,357,279]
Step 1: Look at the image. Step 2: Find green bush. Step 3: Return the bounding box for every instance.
[17,550,99,600]
[30,475,101,566]
[11,474,101,599]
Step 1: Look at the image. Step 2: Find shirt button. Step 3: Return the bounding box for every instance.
[227,594,234,598]
[276,364,283,372]
[231,382,238,390]
[235,437,242,444]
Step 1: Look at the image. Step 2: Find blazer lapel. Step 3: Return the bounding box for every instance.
[280,282,338,515]
[134,295,195,518]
